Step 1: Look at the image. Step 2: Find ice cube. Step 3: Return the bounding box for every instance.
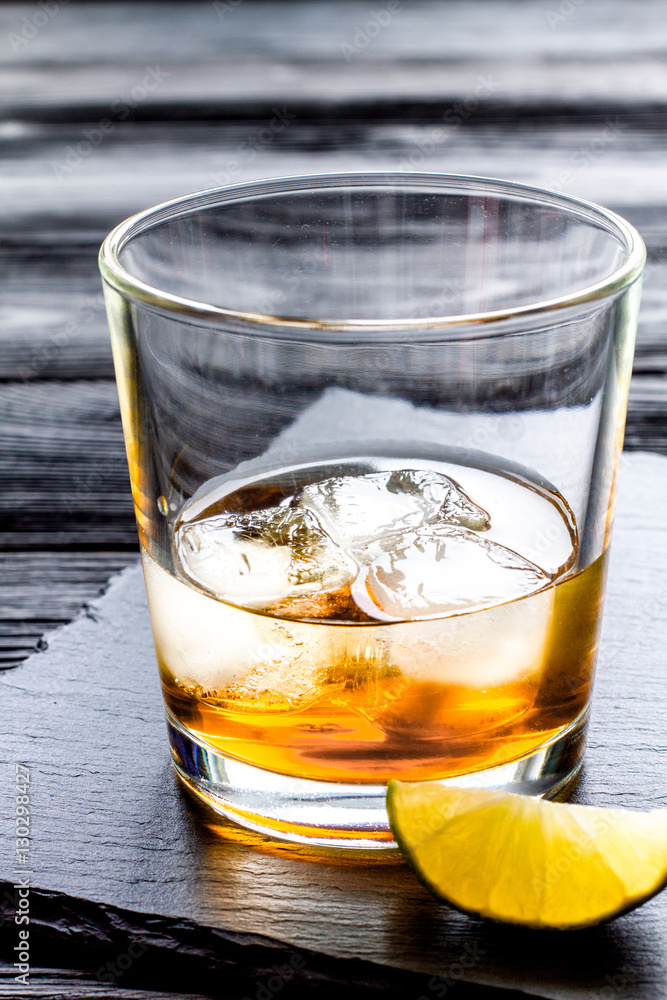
[212,656,325,712]
[143,549,297,689]
[296,468,489,550]
[143,551,336,703]
[386,587,554,689]
[174,505,356,611]
[351,525,550,622]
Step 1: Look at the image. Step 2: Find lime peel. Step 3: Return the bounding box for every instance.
[387,780,667,930]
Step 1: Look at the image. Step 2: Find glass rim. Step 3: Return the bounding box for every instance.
[99,171,646,335]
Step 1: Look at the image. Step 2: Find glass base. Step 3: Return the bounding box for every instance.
[167,710,588,849]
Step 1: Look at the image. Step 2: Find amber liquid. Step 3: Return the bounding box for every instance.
[146,459,606,785]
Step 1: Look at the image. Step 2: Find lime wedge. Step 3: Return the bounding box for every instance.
[387,781,667,929]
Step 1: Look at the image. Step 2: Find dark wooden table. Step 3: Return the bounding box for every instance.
[1,2,667,996]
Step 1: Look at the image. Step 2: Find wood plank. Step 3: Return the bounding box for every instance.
[0,962,217,1000]
[3,123,667,248]
[634,255,667,372]
[5,64,667,122]
[0,551,138,667]
[0,380,135,549]
[0,248,112,380]
[1,452,667,999]
[0,552,139,619]
[626,377,667,452]
[3,0,666,65]
[2,1,667,116]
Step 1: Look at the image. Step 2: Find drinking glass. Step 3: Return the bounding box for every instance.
[99,173,645,848]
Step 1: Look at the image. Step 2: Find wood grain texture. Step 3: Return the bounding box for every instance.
[2,1,667,116]
[3,0,666,65]
[1,452,666,1000]
[0,551,138,667]
[0,380,135,549]
[0,962,221,1000]
[4,123,667,245]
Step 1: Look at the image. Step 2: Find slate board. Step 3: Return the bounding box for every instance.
[1,452,667,999]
